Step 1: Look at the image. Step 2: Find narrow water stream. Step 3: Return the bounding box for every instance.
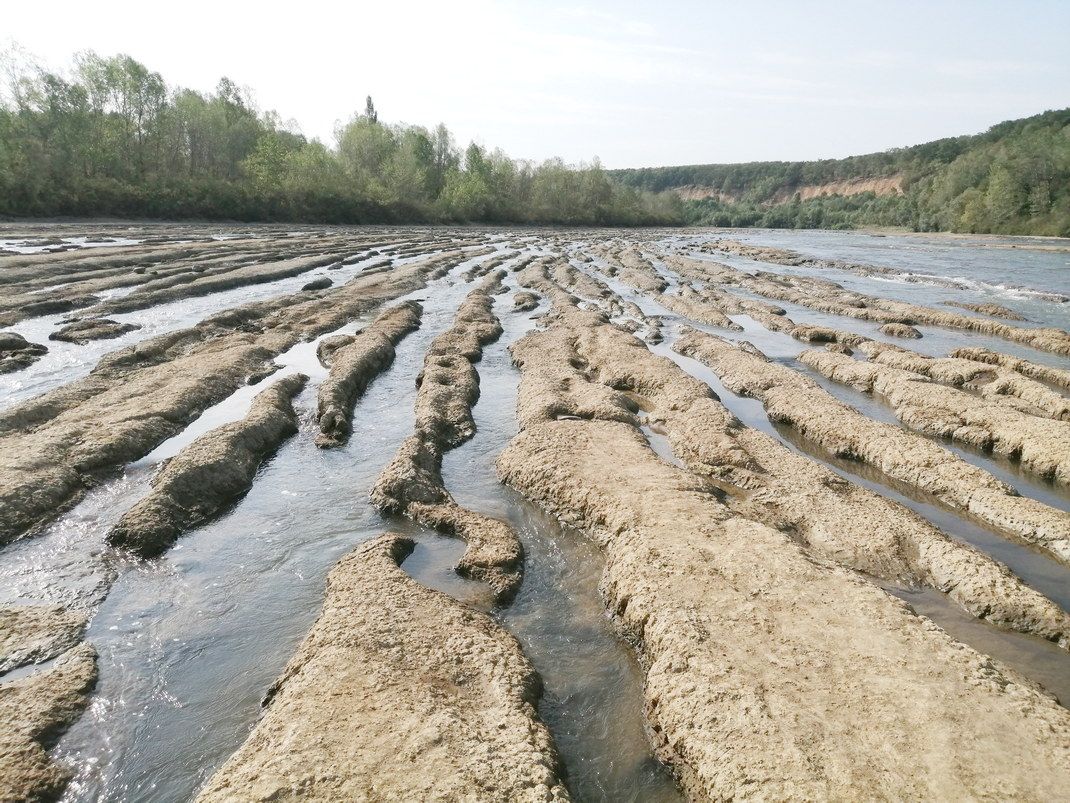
[49,261,486,801]
[653,334,1070,705]
[433,287,681,801]
[30,255,680,803]
[566,258,1070,706]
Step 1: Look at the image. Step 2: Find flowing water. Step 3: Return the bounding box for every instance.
[2,253,678,802]
[1,227,1068,799]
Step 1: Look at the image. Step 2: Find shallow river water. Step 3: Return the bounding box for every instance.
[1,227,1068,801]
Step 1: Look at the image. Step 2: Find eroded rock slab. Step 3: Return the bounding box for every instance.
[196,534,568,802]
[512,285,1070,646]
[0,331,48,374]
[108,373,308,557]
[499,410,1070,800]
[675,330,1070,564]
[316,301,423,448]
[372,274,522,599]
[0,605,87,674]
[0,643,98,802]
[801,348,1070,485]
[945,300,1026,320]
[0,251,457,545]
[50,317,141,344]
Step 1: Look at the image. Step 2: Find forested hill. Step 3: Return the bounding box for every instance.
[611,109,1070,236]
[0,50,681,226]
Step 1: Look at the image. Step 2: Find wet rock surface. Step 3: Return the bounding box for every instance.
[802,347,1070,485]
[879,321,923,338]
[0,250,457,545]
[946,300,1027,320]
[0,331,48,373]
[0,604,87,673]
[675,331,1070,563]
[0,224,1068,802]
[50,317,141,344]
[197,534,568,803]
[107,373,309,558]
[498,414,1070,799]
[372,274,524,599]
[513,290,540,311]
[0,643,97,802]
[315,301,423,447]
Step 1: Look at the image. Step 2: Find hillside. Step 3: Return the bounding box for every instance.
[611,109,1070,236]
[0,50,681,227]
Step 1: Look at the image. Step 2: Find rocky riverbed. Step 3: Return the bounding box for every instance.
[0,223,1068,800]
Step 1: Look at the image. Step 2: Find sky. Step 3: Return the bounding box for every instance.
[3,0,1069,168]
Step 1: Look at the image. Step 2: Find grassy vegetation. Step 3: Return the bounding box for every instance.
[612,109,1070,236]
[0,50,682,226]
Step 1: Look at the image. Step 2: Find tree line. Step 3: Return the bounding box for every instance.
[612,109,1070,236]
[0,49,683,226]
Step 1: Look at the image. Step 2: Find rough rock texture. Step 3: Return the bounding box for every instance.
[49,317,141,344]
[0,331,48,374]
[300,276,333,291]
[498,408,1070,800]
[88,253,345,316]
[675,331,1070,564]
[879,322,923,338]
[513,290,1070,646]
[315,334,355,367]
[945,300,1026,320]
[315,301,423,447]
[512,291,539,311]
[860,340,1070,421]
[790,323,870,346]
[0,643,98,802]
[657,289,742,330]
[953,346,1070,391]
[591,244,668,294]
[664,252,1070,357]
[801,348,1070,485]
[107,373,308,557]
[196,535,568,803]
[0,605,87,673]
[372,275,523,599]
[0,251,457,545]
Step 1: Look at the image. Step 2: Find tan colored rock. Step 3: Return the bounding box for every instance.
[879,322,922,338]
[0,605,87,673]
[674,331,1070,564]
[371,275,522,599]
[520,294,1070,645]
[663,252,1070,356]
[498,414,1070,800]
[860,341,1070,421]
[0,251,453,545]
[107,373,308,557]
[196,535,568,803]
[315,301,423,447]
[657,289,742,330]
[0,643,98,802]
[790,324,870,346]
[945,300,1026,320]
[591,244,667,294]
[50,317,141,344]
[512,291,539,311]
[952,346,1070,391]
[801,348,1070,485]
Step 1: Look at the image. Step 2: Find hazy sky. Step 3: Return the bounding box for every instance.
[5,0,1069,168]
